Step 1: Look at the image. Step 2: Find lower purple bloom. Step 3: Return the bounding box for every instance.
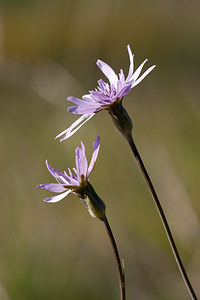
[38,136,100,203]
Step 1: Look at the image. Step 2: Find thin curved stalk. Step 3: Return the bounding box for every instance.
[102,216,126,300]
[126,133,198,300]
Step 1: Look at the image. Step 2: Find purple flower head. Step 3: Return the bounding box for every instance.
[56,45,156,142]
[38,136,100,203]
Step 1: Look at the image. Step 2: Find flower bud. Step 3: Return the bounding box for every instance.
[82,181,106,221]
[108,100,133,139]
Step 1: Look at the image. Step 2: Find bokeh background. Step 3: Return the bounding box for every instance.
[1,0,200,299]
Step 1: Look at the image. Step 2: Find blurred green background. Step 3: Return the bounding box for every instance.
[1,0,200,299]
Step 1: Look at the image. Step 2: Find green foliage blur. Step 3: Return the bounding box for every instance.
[1,0,200,299]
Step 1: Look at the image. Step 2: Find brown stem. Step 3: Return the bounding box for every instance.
[102,216,126,300]
[126,133,198,300]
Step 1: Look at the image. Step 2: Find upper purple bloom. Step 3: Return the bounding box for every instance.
[56,45,156,141]
[38,136,100,203]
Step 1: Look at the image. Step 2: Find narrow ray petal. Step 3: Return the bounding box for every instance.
[97,59,118,87]
[55,114,95,142]
[75,143,87,181]
[67,96,86,106]
[68,106,78,113]
[63,171,79,186]
[69,103,101,115]
[75,146,81,180]
[116,83,132,99]
[46,160,57,178]
[55,114,87,139]
[67,96,101,113]
[127,45,134,78]
[38,183,67,193]
[44,190,72,203]
[131,59,148,82]
[87,136,100,178]
[131,65,156,88]
[82,94,97,102]
[80,141,88,178]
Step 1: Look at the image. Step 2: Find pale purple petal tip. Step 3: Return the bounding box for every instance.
[127,45,134,78]
[55,114,95,142]
[68,106,78,113]
[132,64,156,88]
[44,190,72,203]
[97,59,118,87]
[38,183,66,193]
[45,160,57,178]
[87,136,100,178]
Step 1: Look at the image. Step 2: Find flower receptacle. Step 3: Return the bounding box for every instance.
[108,100,133,139]
[82,181,106,221]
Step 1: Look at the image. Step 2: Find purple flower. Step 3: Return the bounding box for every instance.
[38,136,100,203]
[56,45,156,142]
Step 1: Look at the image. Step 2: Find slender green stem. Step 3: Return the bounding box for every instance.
[102,216,126,300]
[126,133,197,300]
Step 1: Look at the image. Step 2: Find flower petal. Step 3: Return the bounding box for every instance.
[38,183,67,193]
[63,171,79,186]
[67,96,101,114]
[55,114,95,142]
[75,141,88,181]
[82,94,97,102]
[45,160,72,185]
[75,146,87,181]
[116,83,133,99]
[46,160,57,178]
[127,45,134,78]
[97,59,118,87]
[131,59,148,82]
[87,136,100,178]
[81,141,88,177]
[67,96,86,106]
[44,190,72,203]
[69,103,101,114]
[55,114,87,139]
[132,64,156,88]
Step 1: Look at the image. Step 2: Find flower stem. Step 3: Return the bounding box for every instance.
[126,133,197,300]
[102,216,126,300]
